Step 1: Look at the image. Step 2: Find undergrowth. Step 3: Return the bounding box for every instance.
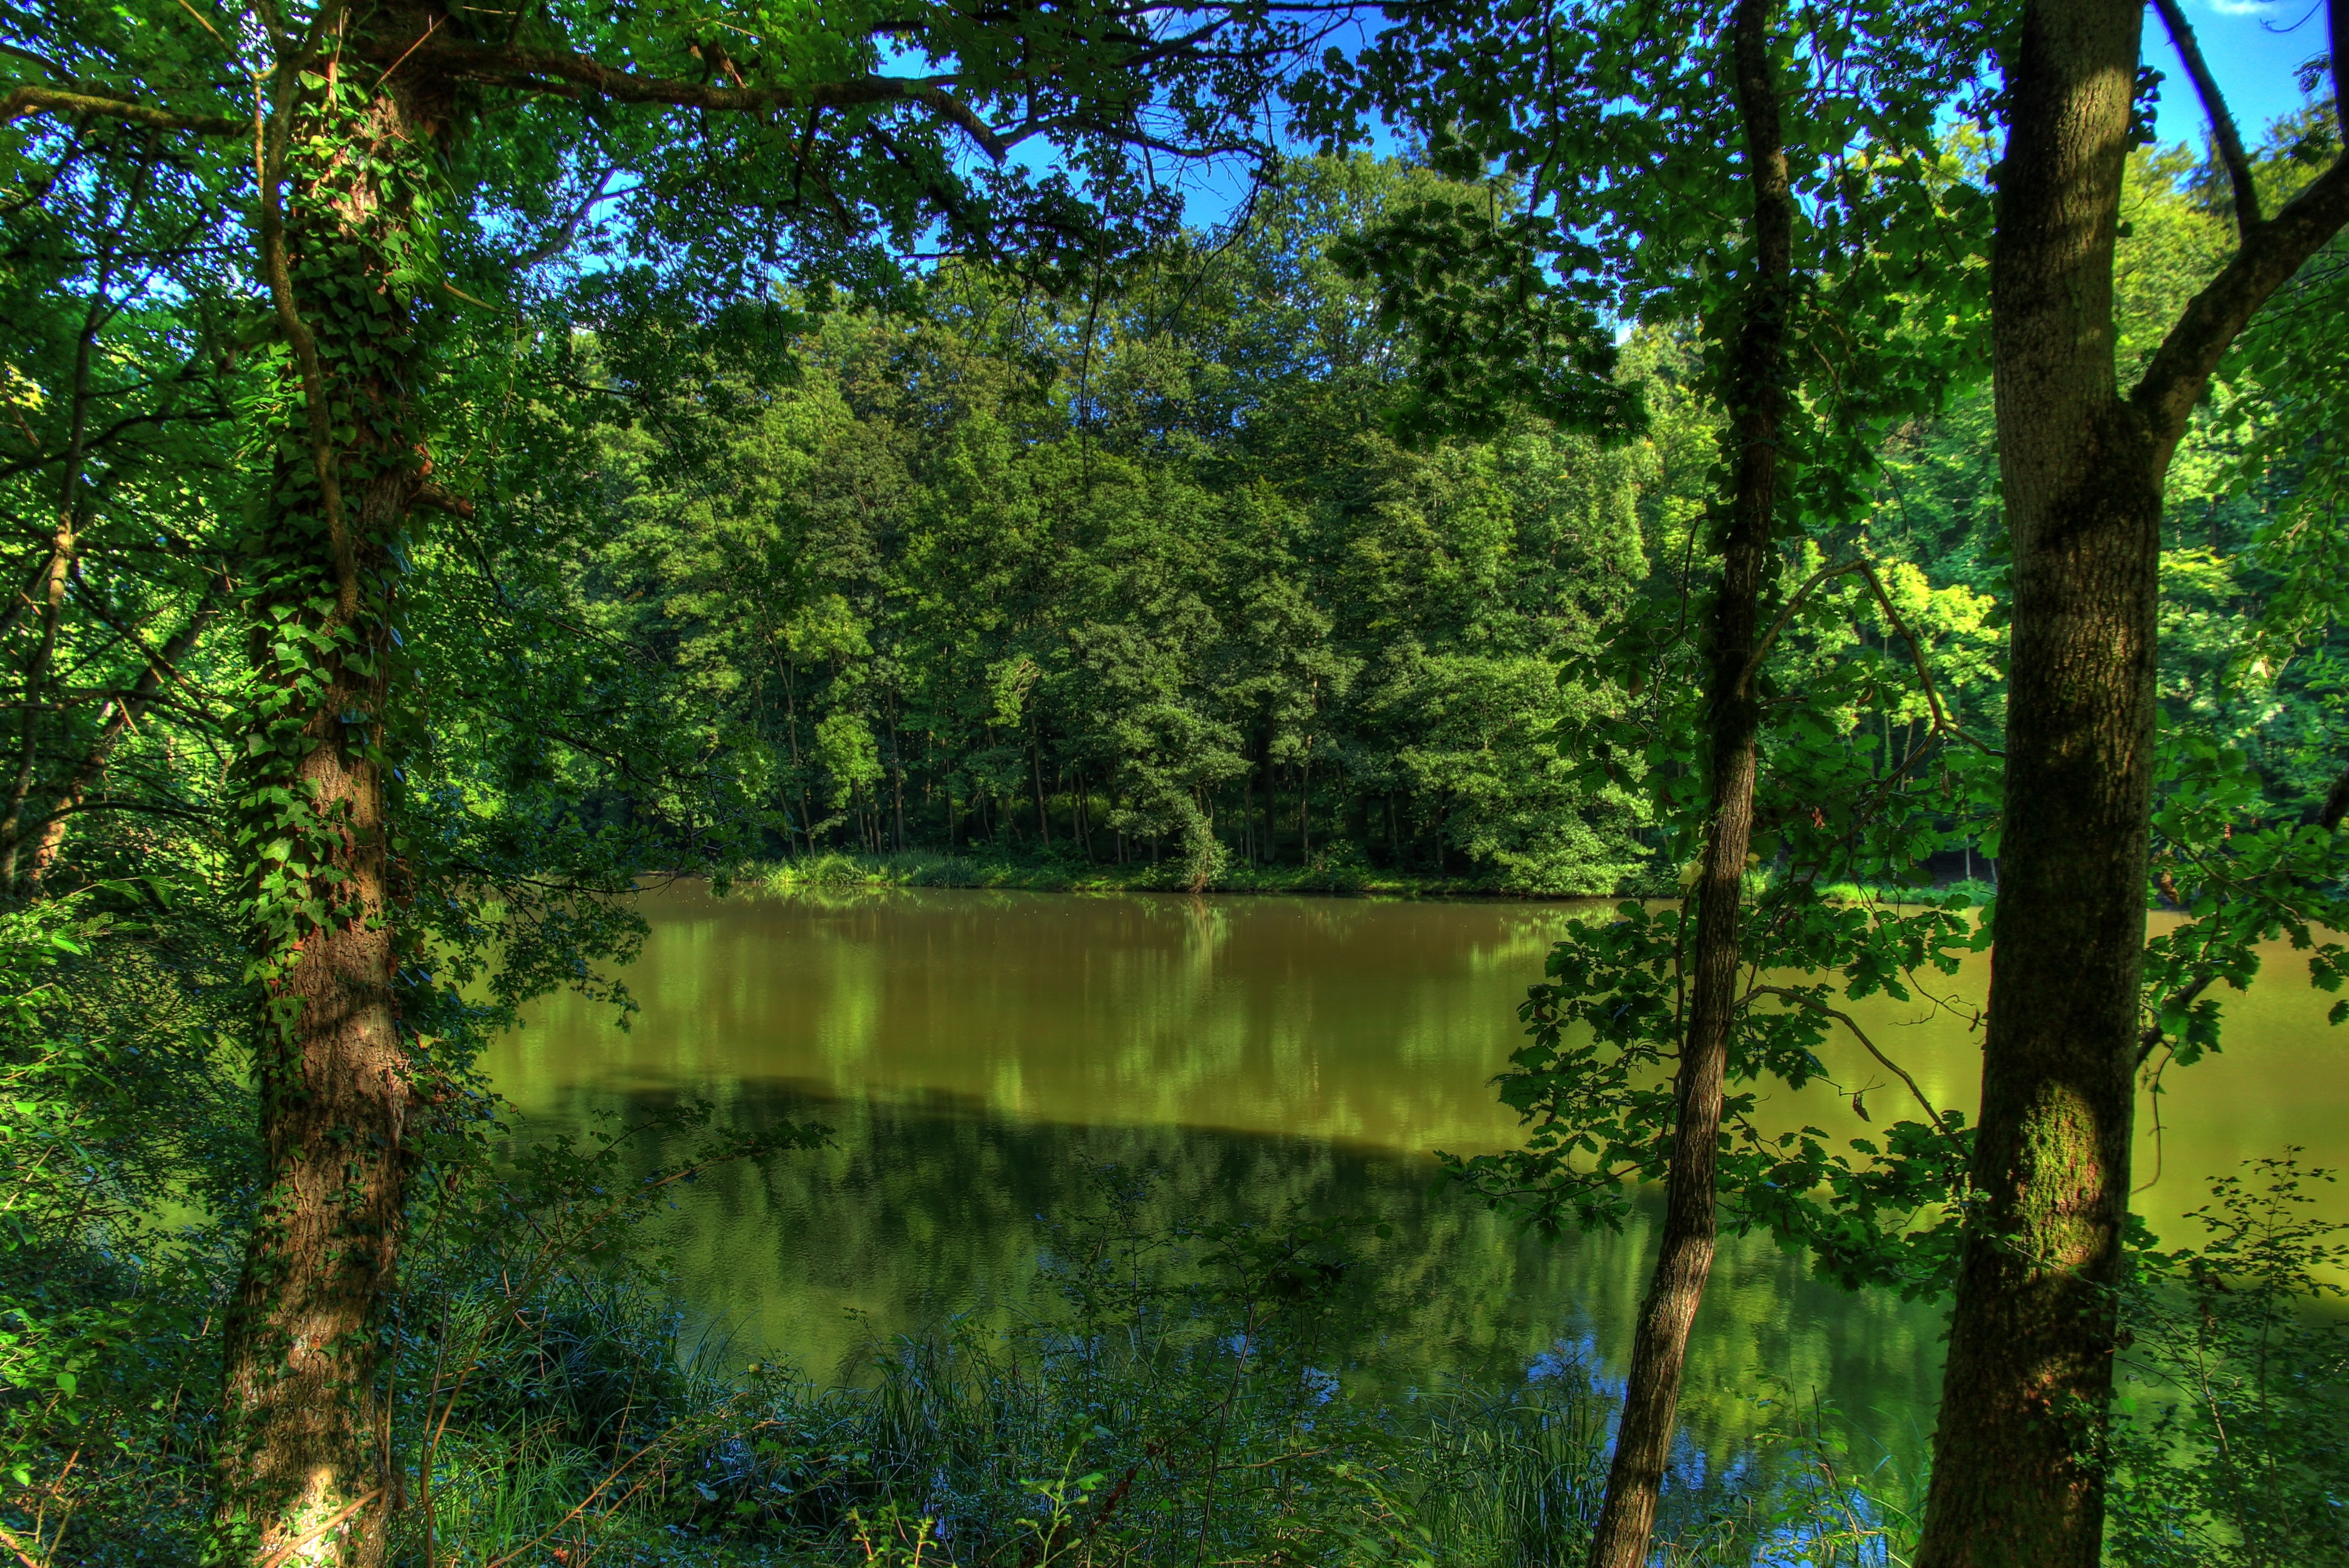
[389,1163,1921,1568]
[13,1057,2345,1567]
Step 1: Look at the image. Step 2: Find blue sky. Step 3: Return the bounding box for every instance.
[2145,0,2332,147]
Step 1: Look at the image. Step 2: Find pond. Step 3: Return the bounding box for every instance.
[484,884,2349,1465]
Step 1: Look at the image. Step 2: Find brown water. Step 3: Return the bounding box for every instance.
[485,884,2347,1458]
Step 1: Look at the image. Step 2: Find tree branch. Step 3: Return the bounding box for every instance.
[1739,556,1999,756]
[413,480,474,520]
[18,604,214,877]
[2336,0,2347,166]
[2150,0,2259,233]
[1744,984,1967,1157]
[2132,153,2349,457]
[0,86,244,137]
[2310,755,2349,831]
[2137,972,2217,1068]
[414,42,1009,161]
[252,69,359,628]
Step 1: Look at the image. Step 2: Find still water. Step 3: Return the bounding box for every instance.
[485,884,2349,1459]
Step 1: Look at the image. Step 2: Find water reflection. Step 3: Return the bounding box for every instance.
[486,884,2348,1464]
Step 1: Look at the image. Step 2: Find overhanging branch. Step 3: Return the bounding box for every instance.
[413,42,1009,161]
[0,86,244,138]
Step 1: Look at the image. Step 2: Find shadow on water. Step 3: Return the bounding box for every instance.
[502,1075,1950,1470]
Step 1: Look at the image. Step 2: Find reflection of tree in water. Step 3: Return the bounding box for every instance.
[512,1081,1948,1468]
[528,889,1605,1152]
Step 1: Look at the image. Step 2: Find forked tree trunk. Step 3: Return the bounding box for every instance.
[1914,12,2148,1563]
[213,13,451,1564]
[1582,2,1789,1563]
[1917,3,2349,1562]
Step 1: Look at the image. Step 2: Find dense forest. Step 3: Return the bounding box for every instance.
[579,160,1658,892]
[558,136,2336,897]
[7,0,2349,1564]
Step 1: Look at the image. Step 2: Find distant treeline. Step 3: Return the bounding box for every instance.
[567,160,1663,893]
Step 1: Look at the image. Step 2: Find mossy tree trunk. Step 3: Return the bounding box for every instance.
[1916,4,2349,1563]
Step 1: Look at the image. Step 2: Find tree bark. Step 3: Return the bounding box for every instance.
[1917,4,2349,1563]
[213,13,453,1563]
[1582,3,1788,1563]
[1915,13,2145,1562]
[1031,718,1051,846]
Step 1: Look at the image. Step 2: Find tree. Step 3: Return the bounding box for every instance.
[1332,3,1992,1561]
[5,0,1335,1556]
[566,183,1656,892]
[1914,4,2349,1563]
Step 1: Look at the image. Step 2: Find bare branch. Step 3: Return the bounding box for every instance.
[1744,983,1967,1156]
[2151,0,2260,232]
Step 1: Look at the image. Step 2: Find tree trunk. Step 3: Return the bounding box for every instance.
[1583,4,1788,1563]
[1297,748,1310,862]
[782,669,811,855]
[1917,4,2349,1562]
[214,18,451,1563]
[892,723,906,850]
[1261,730,1277,864]
[1912,7,2161,1562]
[1030,719,1051,847]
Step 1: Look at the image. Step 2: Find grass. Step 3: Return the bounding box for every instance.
[375,1173,1923,1568]
[397,1274,1923,1568]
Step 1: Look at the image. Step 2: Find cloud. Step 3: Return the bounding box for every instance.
[2197,0,2279,15]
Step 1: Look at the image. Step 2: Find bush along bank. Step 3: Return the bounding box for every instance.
[731,849,1638,900]
[726,852,2007,903]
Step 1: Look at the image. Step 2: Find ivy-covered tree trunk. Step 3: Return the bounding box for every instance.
[1583,4,1789,1563]
[1918,3,2349,1562]
[214,14,451,1563]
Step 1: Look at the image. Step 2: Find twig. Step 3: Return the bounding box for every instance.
[1744,983,1966,1158]
[255,1486,384,1568]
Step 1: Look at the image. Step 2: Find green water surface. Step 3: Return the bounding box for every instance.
[485,884,2348,1460]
